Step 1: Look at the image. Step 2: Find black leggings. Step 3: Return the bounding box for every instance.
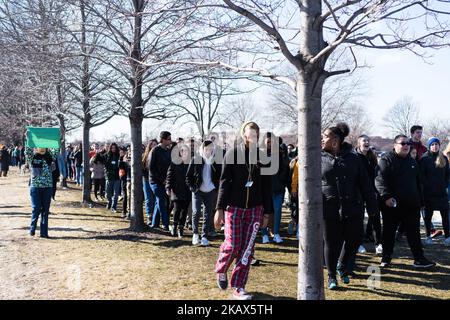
[424,208,450,238]
[172,200,190,229]
[93,178,106,198]
[323,214,364,278]
[365,211,382,245]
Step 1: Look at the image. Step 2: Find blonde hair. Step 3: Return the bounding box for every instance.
[435,152,446,168]
[444,144,450,159]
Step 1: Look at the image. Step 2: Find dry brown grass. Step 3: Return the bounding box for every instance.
[1,167,449,300]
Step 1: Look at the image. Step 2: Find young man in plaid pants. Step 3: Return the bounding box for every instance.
[214,121,273,300]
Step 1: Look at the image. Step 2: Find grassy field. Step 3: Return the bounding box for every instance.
[1,167,449,300]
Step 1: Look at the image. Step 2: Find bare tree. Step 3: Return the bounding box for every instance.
[86,0,229,231]
[383,96,420,136]
[188,0,450,300]
[423,118,450,147]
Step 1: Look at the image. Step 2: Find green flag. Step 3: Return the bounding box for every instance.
[26,127,61,149]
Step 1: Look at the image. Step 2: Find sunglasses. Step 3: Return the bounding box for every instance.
[396,141,412,146]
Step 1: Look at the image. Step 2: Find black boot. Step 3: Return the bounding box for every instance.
[178,228,184,238]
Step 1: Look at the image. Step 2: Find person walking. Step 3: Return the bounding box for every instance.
[375,134,436,269]
[148,131,172,231]
[214,121,272,300]
[321,123,378,290]
[142,139,157,226]
[260,133,290,244]
[90,150,106,201]
[166,144,191,238]
[0,145,10,177]
[186,140,222,246]
[25,147,59,238]
[355,135,383,255]
[104,143,121,213]
[420,137,450,246]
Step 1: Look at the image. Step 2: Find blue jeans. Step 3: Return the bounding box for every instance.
[75,166,83,185]
[262,192,284,236]
[143,179,155,223]
[106,179,121,210]
[57,155,67,179]
[30,187,53,236]
[150,182,169,228]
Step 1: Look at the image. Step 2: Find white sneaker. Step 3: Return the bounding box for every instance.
[200,237,210,246]
[358,245,367,254]
[232,287,252,300]
[273,234,283,243]
[192,233,200,245]
[262,235,270,244]
[424,236,433,245]
[443,237,450,247]
[375,244,383,255]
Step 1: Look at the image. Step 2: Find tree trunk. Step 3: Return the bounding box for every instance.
[57,113,68,188]
[129,110,145,231]
[82,119,92,204]
[297,0,326,300]
[297,72,325,300]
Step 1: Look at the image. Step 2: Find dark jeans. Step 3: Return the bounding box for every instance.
[150,182,169,228]
[192,190,215,238]
[323,214,364,278]
[121,178,128,214]
[30,187,53,236]
[424,208,450,238]
[172,200,191,229]
[381,206,424,261]
[365,211,382,245]
[93,178,106,198]
[106,179,121,210]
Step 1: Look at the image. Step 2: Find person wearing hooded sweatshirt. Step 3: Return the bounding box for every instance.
[420,137,450,246]
[166,144,191,238]
[214,121,272,300]
[186,140,222,246]
[25,146,59,238]
[375,134,436,269]
[321,123,378,290]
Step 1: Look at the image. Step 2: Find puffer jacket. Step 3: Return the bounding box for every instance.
[166,162,191,201]
[90,157,105,179]
[375,150,424,209]
[322,142,377,219]
[419,151,449,211]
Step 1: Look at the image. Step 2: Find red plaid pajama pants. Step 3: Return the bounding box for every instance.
[215,205,263,289]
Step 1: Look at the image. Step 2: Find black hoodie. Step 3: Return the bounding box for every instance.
[375,150,424,209]
[322,142,377,218]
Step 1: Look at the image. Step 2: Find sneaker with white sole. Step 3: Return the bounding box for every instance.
[200,237,210,246]
[273,234,283,243]
[424,236,433,246]
[444,237,450,247]
[413,257,436,268]
[192,233,200,245]
[358,245,367,254]
[262,235,270,244]
[375,244,383,255]
[232,287,252,300]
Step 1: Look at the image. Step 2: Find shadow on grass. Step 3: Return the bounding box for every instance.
[0,205,24,209]
[344,285,436,300]
[252,292,295,300]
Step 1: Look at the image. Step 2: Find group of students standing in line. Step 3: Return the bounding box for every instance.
[15,120,450,300]
[0,144,25,177]
[321,123,450,290]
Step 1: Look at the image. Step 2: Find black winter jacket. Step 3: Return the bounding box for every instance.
[263,149,290,195]
[166,163,191,201]
[148,145,171,185]
[185,156,221,193]
[104,153,120,181]
[375,150,424,209]
[322,142,378,219]
[419,151,449,211]
[216,145,273,214]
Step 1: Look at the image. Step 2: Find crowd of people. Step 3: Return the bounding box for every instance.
[1,121,450,300]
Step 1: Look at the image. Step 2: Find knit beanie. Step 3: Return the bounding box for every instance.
[427,137,440,149]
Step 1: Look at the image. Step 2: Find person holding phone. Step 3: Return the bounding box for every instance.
[375,134,435,269]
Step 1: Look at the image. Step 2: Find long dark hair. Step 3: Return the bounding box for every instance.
[108,143,119,156]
